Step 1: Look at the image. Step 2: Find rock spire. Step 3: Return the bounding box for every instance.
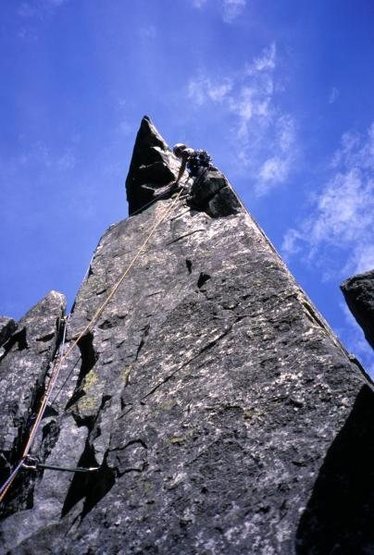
[0,118,373,554]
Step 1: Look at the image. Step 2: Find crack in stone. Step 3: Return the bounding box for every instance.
[135,324,150,362]
[142,326,234,400]
[166,229,205,246]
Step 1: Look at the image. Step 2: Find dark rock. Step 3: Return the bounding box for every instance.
[126,116,241,218]
[0,120,373,554]
[296,384,374,554]
[0,317,17,349]
[188,167,241,217]
[125,116,179,215]
[341,269,374,349]
[0,291,66,518]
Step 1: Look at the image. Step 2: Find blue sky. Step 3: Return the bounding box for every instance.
[0,0,373,373]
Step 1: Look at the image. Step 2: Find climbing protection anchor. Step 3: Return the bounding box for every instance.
[22,456,99,474]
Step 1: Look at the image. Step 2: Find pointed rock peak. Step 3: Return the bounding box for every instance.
[125,116,179,215]
[125,117,241,218]
[11,290,66,346]
[136,115,169,151]
[19,290,66,325]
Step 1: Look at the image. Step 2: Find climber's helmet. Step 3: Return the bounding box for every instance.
[173,143,188,158]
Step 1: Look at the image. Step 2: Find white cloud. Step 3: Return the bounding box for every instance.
[310,170,372,245]
[189,0,246,23]
[281,229,303,257]
[17,26,38,41]
[328,87,340,104]
[259,157,289,185]
[188,77,233,106]
[18,141,76,171]
[138,25,157,40]
[186,43,297,194]
[187,79,205,106]
[18,3,36,17]
[247,43,276,73]
[118,119,132,136]
[331,126,374,171]
[114,99,136,137]
[277,114,296,152]
[229,81,273,126]
[208,80,233,102]
[348,244,374,275]
[18,0,68,18]
[57,150,76,170]
[255,114,297,194]
[222,0,246,22]
[282,123,374,276]
[192,0,208,7]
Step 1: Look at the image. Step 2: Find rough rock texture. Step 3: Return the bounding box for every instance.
[188,163,241,218]
[0,317,17,348]
[125,116,240,219]
[341,269,374,350]
[0,118,373,554]
[125,116,180,215]
[0,291,66,517]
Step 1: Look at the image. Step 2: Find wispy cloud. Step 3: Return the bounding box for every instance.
[256,114,296,194]
[328,87,339,104]
[189,0,246,23]
[188,77,233,105]
[18,0,68,18]
[138,25,157,40]
[192,0,208,7]
[259,157,289,185]
[187,43,297,194]
[18,141,77,171]
[222,0,246,23]
[248,43,277,73]
[282,122,374,277]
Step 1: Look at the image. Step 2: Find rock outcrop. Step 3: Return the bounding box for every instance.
[0,117,373,554]
[341,269,374,350]
[0,292,66,518]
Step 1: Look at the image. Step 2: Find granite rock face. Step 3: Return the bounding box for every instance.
[0,118,373,554]
[341,269,374,350]
[0,291,66,517]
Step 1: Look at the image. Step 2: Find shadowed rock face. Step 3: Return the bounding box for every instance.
[341,269,374,350]
[0,118,373,554]
[296,384,374,554]
[125,116,179,215]
[0,317,17,348]
[0,291,66,518]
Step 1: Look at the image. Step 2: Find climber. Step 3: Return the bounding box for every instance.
[173,143,213,184]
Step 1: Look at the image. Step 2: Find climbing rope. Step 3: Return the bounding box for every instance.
[129,184,189,218]
[50,188,191,409]
[0,188,185,504]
